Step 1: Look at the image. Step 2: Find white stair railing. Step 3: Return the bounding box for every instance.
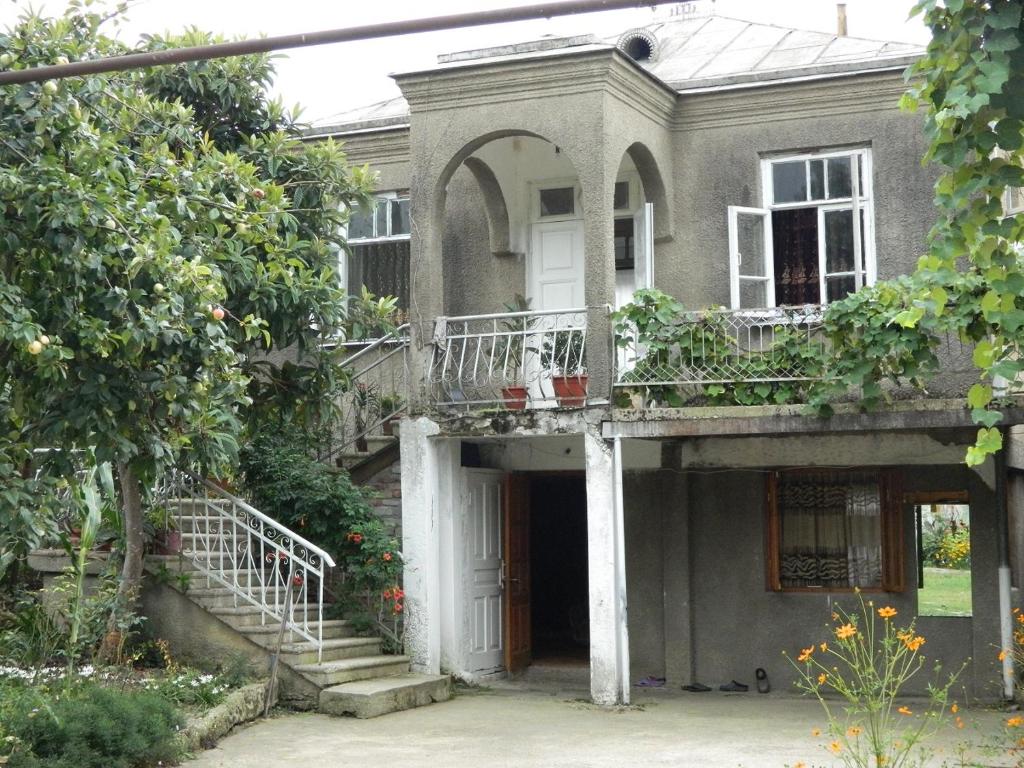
[156,470,336,662]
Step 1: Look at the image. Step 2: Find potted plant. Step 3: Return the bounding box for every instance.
[146,505,181,555]
[378,393,405,435]
[351,381,380,452]
[490,294,534,410]
[541,329,587,407]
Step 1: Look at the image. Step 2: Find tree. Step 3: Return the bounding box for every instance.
[901,0,1024,465]
[0,5,369,628]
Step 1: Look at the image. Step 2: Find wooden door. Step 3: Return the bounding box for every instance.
[504,473,531,674]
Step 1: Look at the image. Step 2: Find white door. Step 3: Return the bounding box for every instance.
[529,220,585,311]
[466,470,504,673]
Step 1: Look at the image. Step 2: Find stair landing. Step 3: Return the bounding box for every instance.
[320,673,452,719]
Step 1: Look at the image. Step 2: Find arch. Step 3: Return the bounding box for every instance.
[463,156,514,257]
[623,141,671,242]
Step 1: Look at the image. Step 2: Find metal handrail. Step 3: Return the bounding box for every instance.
[157,469,336,661]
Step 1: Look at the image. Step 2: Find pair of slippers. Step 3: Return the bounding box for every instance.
[682,668,770,694]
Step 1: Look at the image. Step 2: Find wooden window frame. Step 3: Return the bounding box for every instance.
[765,468,904,593]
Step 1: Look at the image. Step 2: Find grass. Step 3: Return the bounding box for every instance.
[918,566,972,617]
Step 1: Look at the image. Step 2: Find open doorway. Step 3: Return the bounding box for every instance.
[529,474,589,665]
[911,491,972,617]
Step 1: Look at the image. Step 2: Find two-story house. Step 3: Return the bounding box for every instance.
[312,7,1024,706]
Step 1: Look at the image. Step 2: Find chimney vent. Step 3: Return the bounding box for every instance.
[837,3,848,36]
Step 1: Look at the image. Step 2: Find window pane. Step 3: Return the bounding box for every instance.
[824,209,855,273]
[772,161,807,204]
[614,217,634,270]
[613,181,630,211]
[739,279,767,309]
[391,198,411,236]
[827,156,852,199]
[374,199,388,236]
[539,187,575,217]
[809,159,825,201]
[772,208,820,306]
[347,208,374,240]
[826,275,856,302]
[779,470,883,589]
[347,240,410,324]
[736,213,766,277]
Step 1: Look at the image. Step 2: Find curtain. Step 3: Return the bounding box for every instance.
[779,470,883,589]
[772,208,820,306]
[348,240,410,310]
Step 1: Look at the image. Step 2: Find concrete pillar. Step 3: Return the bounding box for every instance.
[578,158,616,403]
[661,469,693,686]
[400,416,444,673]
[585,428,630,705]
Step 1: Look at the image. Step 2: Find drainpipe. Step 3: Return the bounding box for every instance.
[612,436,630,705]
[996,434,1015,701]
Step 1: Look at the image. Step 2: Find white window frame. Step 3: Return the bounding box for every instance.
[531,178,583,223]
[728,148,876,310]
[340,191,411,297]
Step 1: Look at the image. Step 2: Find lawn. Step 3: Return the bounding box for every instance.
[918,566,972,617]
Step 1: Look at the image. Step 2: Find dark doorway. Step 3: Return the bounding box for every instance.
[529,474,589,663]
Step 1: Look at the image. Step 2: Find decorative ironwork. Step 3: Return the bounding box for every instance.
[155,470,336,662]
[614,305,826,388]
[429,308,589,409]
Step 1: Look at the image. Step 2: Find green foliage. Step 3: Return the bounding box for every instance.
[902,0,1024,464]
[239,426,403,641]
[2,682,183,768]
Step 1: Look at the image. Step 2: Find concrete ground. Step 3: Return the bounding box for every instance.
[186,683,1017,768]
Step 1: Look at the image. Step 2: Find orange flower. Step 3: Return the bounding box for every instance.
[903,635,926,652]
[793,763,806,768]
[798,646,814,662]
[383,551,393,561]
[828,741,842,754]
[1008,716,1024,728]
[877,606,897,619]
[836,623,857,640]
[956,716,964,729]
[847,726,863,737]
[898,706,913,716]
[999,650,1008,662]
[817,673,827,685]
[811,728,821,737]
[831,612,839,621]
[951,703,959,714]
[819,642,828,652]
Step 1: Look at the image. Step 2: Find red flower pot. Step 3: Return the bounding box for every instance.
[157,530,182,555]
[502,386,528,410]
[552,375,588,407]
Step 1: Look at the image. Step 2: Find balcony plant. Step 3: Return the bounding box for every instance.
[351,381,380,452]
[489,294,534,410]
[378,393,405,436]
[145,505,181,556]
[540,329,587,407]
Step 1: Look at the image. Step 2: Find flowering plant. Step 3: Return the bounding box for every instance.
[787,593,963,768]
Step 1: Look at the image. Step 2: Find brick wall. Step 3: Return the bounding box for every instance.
[362,458,402,541]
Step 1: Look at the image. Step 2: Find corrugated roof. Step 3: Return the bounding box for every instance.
[312,14,923,131]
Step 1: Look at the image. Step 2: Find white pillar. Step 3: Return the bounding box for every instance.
[585,429,630,705]
[400,416,443,673]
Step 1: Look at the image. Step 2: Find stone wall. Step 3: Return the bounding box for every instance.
[362,458,403,542]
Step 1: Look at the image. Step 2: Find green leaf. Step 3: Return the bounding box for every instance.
[967,383,992,409]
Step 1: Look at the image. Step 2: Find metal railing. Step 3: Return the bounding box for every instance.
[156,470,336,661]
[614,305,826,390]
[429,308,589,409]
[326,324,410,459]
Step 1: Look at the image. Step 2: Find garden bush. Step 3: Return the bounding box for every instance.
[2,682,183,768]
[239,426,404,646]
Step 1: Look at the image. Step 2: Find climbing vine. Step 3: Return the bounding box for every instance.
[900,0,1024,464]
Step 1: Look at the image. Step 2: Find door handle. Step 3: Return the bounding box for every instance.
[498,560,506,590]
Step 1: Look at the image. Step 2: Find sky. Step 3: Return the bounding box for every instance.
[0,0,932,124]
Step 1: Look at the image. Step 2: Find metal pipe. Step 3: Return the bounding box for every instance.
[996,437,1015,700]
[0,0,680,86]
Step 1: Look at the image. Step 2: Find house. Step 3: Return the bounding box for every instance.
[310,4,1024,706]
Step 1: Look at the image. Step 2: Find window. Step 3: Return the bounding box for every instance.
[344,193,410,318]
[766,469,903,592]
[728,148,875,309]
[538,186,575,218]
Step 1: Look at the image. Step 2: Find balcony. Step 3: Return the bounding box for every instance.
[429,308,589,409]
[613,305,826,403]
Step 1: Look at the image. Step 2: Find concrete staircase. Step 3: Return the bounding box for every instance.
[147,498,450,718]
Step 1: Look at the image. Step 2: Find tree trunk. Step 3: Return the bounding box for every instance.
[97,462,145,662]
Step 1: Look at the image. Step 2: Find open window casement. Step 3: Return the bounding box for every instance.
[633,202,654,290]
[728,206,774,309]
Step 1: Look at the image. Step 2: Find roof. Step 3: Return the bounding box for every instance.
[311,13,923,133]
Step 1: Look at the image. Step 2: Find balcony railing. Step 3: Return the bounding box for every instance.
[614,305,826,393]
[430,308,589,409]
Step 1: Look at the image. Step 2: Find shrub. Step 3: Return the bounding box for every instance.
[4,683,183,768]
[239,426,403,645]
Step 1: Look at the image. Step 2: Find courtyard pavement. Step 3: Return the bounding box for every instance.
[186,683,1018,768]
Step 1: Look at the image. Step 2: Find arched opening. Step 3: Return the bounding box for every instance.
[613,142,670,307]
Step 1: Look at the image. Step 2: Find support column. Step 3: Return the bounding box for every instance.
[578,158,616,403]
[400,416,443,673]
[585,428,630,705]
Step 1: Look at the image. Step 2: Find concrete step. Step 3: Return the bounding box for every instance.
[207,604,317,628]
[319,673,452,719]
[237,619,356,644]
[291,655,410,687]
[278,637,382,665]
